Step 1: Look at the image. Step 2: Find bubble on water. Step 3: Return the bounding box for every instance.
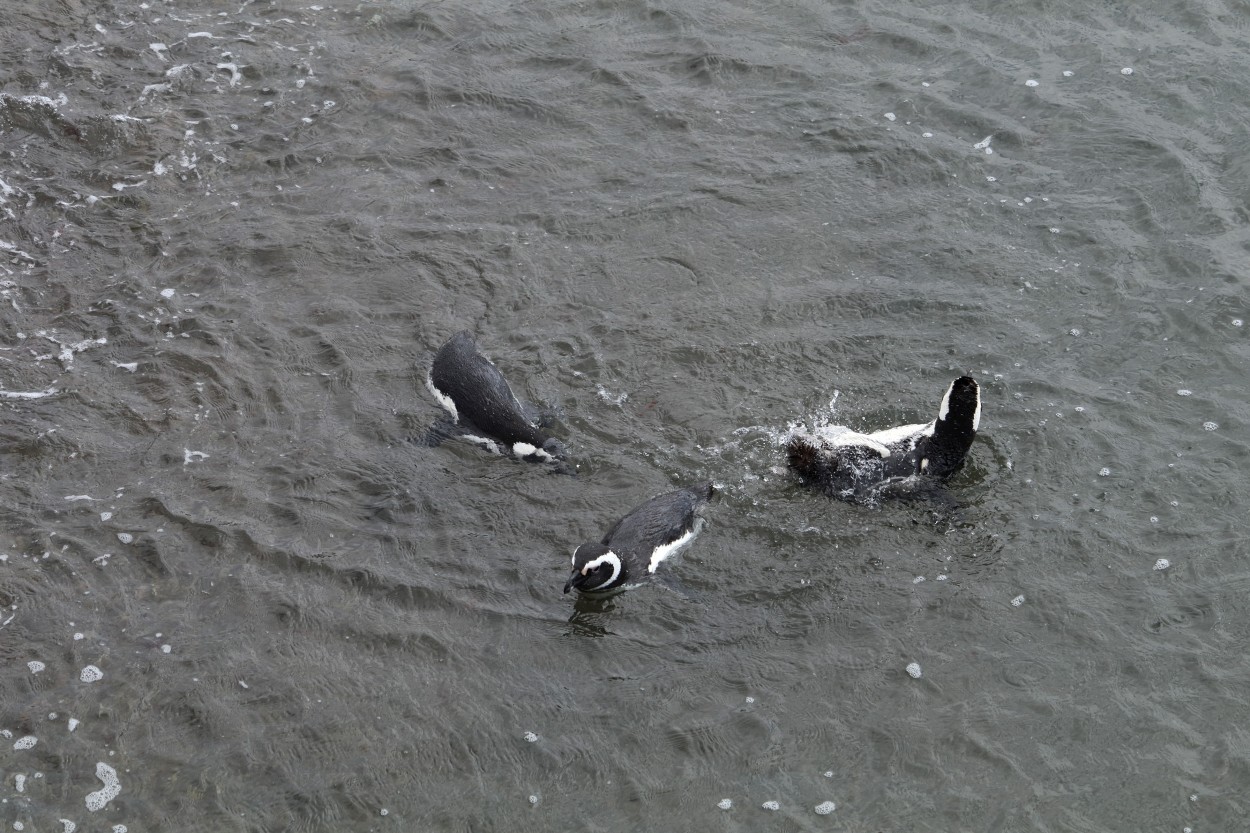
[761,800,780,811]
[113,827,127,833]
[922,131,933,137]
[16,774,26,792]
[1049,226,1062,233]
[1170,500,1179,507]
[1025,79,1039,87]
[162,644,172,653]
[1190,794,1198,802]
[718,798,733,810]
[1069,328,1082,336]
[815,801,837,815]
[80,665,104,683]
[1202,421,1218,431]
[379,808,388,816]
[73,632,84,641]
[884,112,896,121]
[823,770,834,778]
[86,763,122,812]
[1121,67,1134,75]
[59,821,76,833]
[117,533,134,544]
[906,662,922,678]
[13,735,38,750]
[100,511,113,521]
[745,696,755,704]
[986,176,997,182]
[1098,467,1111,477]
[973,135,993,150]
[1177,389,1192,396]
[1075,406,1085,412]
[913,576,926,584]
[1011,594,1025,607]
[1063,70,1075,77]
[1150,516,1159,523]
[523,731,539,743]
[528,795,539,805]
[28,660,46,674]
[1233,318,1244,327]
[1154,559,1170,571]
[160,288,175,298]
[936,574,948,581]
[68,718,80,731]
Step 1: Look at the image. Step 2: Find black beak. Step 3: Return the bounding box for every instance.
[563,575,575,594]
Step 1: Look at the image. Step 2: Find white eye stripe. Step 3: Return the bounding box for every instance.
[581,552,621,590]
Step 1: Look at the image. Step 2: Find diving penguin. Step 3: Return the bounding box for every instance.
[787,376,980,501]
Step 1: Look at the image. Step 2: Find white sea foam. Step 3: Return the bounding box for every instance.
[884,112,896,121]
[16,774,26,792]
[28,660,45,673]
[1154,559,1170,571]
[906,662,922,678]
[85,762,122,812]
[80,665,104,683]
[1121,67,1134,75]
[1202,421,1218,431]
[1177,389,1192,396]
[14,735,38,749]
[1011,594,1025,607]
[815,800,837,815]
[761,800,780,811]
[59,821,77,833]
[1098,467,1111,477]
[68,718,80,731]
[184,449,209,463]
[717,798,733,810]
[1025,79,1038,87]
[523,731,539,742]
[1,386,59,400]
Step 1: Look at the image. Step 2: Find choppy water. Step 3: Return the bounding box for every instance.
[3,0,1248,830]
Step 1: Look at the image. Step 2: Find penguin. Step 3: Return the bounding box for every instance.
[564,483,714,596]
[423,330,565,463]
[787,376,980,501]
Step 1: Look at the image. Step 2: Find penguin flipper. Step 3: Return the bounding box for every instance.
[652,572,708,605]
[411,415,458,448]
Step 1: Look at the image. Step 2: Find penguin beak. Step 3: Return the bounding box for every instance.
[563,573,577,594]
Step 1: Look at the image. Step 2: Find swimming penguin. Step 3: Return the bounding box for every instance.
[423,330,565,463]
[564,483,715,596]
[787,376,980,501]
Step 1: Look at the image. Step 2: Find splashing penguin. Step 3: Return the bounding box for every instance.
[423,330,565,463]
[787,376,980,501]
[564,483,715,596]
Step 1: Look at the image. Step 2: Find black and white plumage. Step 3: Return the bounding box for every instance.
[424,330,565,463]
[564,483,714,596]
[787,376,981,501]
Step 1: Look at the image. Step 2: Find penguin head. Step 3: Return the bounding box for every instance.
[564,543,623,594]
[934,376,980,439]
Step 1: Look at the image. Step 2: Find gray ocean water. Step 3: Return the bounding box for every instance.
[3,0,1248,830]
